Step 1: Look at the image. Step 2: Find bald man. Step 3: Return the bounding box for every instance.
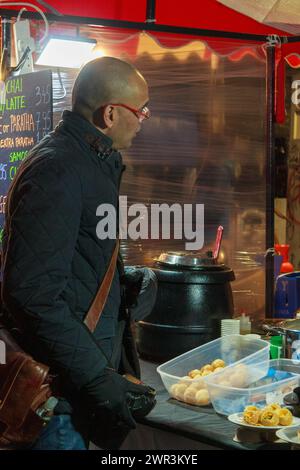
[72,57,150,151]
[1,57,156,450]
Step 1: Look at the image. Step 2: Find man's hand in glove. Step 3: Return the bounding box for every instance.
[83,368,156,428]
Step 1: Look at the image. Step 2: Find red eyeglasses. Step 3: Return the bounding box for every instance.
[109,103,150,123]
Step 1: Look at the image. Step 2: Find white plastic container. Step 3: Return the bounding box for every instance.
[205,358,300,416]
[157,335,270,407]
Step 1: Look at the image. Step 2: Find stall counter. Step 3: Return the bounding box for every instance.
[119,359,293,451]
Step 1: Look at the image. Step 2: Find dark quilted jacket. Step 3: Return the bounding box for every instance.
[1,110,127,401]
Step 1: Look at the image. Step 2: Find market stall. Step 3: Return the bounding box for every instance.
[1,0,300,452]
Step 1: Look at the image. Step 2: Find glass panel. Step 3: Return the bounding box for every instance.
[48,28,267,319]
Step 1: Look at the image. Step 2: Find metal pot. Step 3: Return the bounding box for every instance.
[263,319,300,359]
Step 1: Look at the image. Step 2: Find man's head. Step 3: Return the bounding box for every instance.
[72,56,149,150]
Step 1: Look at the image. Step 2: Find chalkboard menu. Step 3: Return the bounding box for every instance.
[0,70,53,243]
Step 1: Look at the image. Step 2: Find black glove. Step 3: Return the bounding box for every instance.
[120,267,144,308]
[126,388,156,420]
[83,368,156,429]
[121,267,158,323]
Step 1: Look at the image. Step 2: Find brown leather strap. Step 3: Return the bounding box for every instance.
[84,239,120,333]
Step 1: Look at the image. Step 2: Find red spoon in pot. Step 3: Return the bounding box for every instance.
[213,225,224,260]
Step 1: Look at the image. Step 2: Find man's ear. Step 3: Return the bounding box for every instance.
[93,105,115,129]
[95,105,117,130]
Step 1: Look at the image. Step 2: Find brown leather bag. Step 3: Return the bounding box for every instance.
[0,239,119,449]
[0,346,52,448]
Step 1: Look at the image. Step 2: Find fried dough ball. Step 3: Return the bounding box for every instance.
[215,368,231,381]
[183,386,197,405]
[201,369,213,377]
[173,383,188,400]
[211,359,225,369]
[200,364,214,373]
[191,376,205,389]
[179,376,193,385]
[229,372,246,388]
[192,373,202,381]
[186,383,201,393]
[170,383,179,398]
[233,363,248,374]
[195,388,210,406]
[188,369,201,379]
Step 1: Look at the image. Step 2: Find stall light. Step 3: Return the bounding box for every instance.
[36,36,97,68]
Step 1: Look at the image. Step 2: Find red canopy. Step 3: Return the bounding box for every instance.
[0,0,292,35]
[1,0,299,60]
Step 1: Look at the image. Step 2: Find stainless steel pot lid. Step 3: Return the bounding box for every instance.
[280,318,300,332]
[156,251,220,268]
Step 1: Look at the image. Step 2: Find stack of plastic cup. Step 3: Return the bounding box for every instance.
[221,319,240,336]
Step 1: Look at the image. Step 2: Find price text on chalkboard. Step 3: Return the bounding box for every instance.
[0,70,53,242]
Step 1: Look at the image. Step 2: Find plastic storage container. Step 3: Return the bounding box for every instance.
[205,358,300,416]
[157,335,270,407]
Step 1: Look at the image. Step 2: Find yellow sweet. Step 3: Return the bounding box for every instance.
[241,403,297,427]
[243,410,261,425]
[242,403,295,427]
[259,410,280,427]
[265,403,281,416]
[278,408,293,426]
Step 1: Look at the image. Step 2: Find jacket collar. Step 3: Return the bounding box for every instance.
[58,110,114,160]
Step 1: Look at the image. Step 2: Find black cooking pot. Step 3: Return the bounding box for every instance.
[136,251,235,361]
